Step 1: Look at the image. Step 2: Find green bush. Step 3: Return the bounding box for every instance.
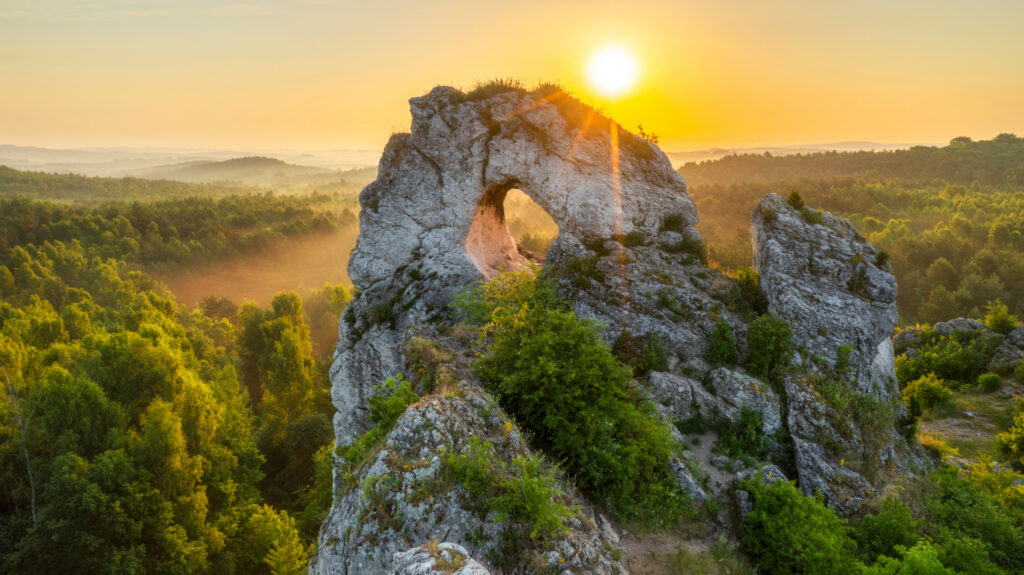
[659,213,687,233]
[472,272,690,525]
[621,230,646,247]
[451,264,542,324]
[984,300,1019,334]
[787,191,806,210]
[740,477,857,574]
[744,313,794,385]
[337,375,420,487]
[995,410,1024,470]
[734,266,768,316]
[862,541,957,575]
[445,437,574,541]
[802,207,825,225]
[706,321,737,365]
[895,330,1000,389]
[902,374,952,411]
[978,372,1002,393]
[612,331,668,375]
[923,466,1024,571]
[714,406,768,462]
[852,498,920,563]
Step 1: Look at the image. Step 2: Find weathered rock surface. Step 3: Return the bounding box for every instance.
[312,383,626,575]
[389,543,490,575]
[333,85,701,444]
[752,193,921,512]
[753,193,898,398]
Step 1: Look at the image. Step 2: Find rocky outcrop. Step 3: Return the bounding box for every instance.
[319,85,923,571]
[752,193,899,398]
[312,383,626,575]
[333,85,700,444]
[752,193,920,512]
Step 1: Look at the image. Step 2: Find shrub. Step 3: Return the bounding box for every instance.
[367,375,420,428]
[978,373,1002,393]
[620,230,646,247]
[995,410,1024,470]
[714,406,768,462]
[984,300,1018,334]
[902,374,952,411]
[659,213,687,233]
[445,437,575,541]
[875,250,891,268]
[660,234,707,263]
[834,344,854,377]
[740,477,857,574]
[734,266,768,316]
[674,410,710,435]
[337,375,420,488]
[787,191,806,210]
[923,466,1024,571]
[450,264,541,325]
[465,78,525,101]
[560,255,605,288]
[706,321,737,365]
[745,313,794,385]
[863,541,957,574]
[612,331,668,375]
[852,498,920,563]
[802,207,825,225]
[472,272,690,525]
[895,330,1001,389]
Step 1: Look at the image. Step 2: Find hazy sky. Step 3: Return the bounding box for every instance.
[2,0,1022,150]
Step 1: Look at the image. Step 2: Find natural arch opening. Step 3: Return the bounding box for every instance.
[466,187,559,278]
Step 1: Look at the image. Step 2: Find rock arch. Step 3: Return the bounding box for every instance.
[333,85,699,444]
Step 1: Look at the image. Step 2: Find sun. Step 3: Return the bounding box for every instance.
[586,44,639,98]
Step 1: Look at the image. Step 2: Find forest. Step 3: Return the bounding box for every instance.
[0,170,357,573]
[684,134,1024,325]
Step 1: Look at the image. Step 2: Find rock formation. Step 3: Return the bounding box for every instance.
[752,193,899,398]
[332,84,699,446]
[315,84,922,572]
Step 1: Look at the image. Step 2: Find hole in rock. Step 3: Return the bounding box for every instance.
[466,187,559,278]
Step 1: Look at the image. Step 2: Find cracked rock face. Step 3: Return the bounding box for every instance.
[753,193,899,398]
[311,384,626,575]
[390,542,491,575]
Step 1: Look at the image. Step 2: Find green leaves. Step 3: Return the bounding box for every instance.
[469,269,690,525]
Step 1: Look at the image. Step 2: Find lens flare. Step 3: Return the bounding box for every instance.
[586,45,639,98]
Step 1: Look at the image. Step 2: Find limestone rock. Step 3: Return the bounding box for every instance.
[752,193,898,398]
[333,85,700,443]
[390,543,491,575]
[311,383,626,575]
[708,367,783,435]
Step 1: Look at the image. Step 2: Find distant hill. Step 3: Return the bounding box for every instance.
[0,165,258,204]
[680,133,1024,188]
[128,156,334,185]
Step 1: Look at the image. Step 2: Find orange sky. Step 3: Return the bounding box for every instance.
[1,0,1022,151]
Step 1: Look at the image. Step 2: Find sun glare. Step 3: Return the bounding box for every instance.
[586,45,639,98]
